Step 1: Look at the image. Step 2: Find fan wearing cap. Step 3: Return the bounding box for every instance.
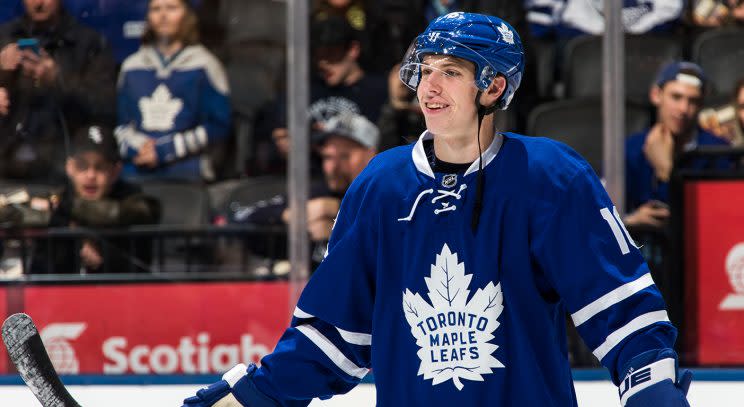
[229,111,378,265]
[624,61,730,228]
[28,124,160,274]
[184,13,689,407]
[269,14,386,164]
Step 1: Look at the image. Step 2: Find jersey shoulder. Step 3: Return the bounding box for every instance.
[120,46,155,72]
[340,144,418,213]
[502,132,593,195]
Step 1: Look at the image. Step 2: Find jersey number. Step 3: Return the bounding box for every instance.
[600,206,638,255]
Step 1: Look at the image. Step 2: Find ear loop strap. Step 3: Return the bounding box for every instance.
[470,90,499,233]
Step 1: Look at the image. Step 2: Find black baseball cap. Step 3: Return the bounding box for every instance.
[311,14,357,50]
[70,124,120,162]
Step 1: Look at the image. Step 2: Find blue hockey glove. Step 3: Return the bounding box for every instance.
[182,363,280,407]
[619,349,692,407]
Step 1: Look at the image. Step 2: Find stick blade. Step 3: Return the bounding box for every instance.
[2,313,81,407]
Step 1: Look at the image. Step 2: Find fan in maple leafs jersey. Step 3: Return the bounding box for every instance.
[115,5,231,182]
[182,12,690,407]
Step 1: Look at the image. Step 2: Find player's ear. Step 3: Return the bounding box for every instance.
[480,76,506,107]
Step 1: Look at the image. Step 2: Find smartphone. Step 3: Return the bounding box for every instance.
[17,38,40,55]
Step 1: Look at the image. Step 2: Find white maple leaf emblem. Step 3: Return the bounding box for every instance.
[402,243,504,390]
[497,22,515,45]
[138,84,183,131]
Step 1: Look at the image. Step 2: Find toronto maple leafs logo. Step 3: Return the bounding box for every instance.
[138,84,183,131]
[402,244,504,390]
[497,22,514,45]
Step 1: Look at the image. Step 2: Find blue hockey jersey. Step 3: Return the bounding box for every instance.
[252,132,677,406]
[116,44,231,181]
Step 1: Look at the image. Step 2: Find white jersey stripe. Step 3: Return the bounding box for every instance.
[173,133,187,158]
[593,310,670,361]
[297,325,369,379]
[572,273,655,327]
[336,327,372,346]
[293,307,314,319]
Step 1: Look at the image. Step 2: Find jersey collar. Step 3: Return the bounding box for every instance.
[412,130,504,178]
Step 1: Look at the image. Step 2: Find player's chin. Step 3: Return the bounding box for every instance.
[423,117,453,134]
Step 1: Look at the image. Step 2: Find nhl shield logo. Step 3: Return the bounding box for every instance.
[442,174,457,188]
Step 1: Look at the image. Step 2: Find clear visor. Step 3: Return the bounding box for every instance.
[398,35,497,91]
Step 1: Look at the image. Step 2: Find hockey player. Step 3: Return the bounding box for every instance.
[184,12,691,407]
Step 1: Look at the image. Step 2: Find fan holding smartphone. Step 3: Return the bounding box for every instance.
[0,0,117,183]
[17,38,40,55]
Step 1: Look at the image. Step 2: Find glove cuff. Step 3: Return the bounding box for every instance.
[222,363,252,387]
[222,363,280,407]
[619,352,676,406]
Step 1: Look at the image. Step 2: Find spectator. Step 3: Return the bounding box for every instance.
[231,111,379,267]
[26,124,160,274]
[689,0,744,28]
[313,0,405,74]
[0,0,117,183]
[624,61,729,228]
[116,0,231,182]
[262,14,386,176]
[699,76,744,145]
[377,63,427,151]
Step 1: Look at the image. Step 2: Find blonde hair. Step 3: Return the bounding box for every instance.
[141,0,200,46]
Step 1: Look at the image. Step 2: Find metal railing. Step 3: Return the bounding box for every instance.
[0,224,288,281]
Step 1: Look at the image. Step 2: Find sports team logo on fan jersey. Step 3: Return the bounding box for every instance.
[40,322,87,374]
[402,244,504,390]
[139,84,183,131]
[720,242,744,310]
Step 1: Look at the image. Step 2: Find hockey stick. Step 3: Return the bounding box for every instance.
[2,313,81,407]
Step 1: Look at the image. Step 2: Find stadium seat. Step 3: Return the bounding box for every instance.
[526,98,651,174]
[531,38,557,101]
[217,0,286,46]
[136,182,213,272]
[563,34,683,105]
[139,182,210,226]
[225,44,284,115]
[692,28,744,98]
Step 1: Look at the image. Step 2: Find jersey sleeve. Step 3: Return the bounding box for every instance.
[153,63,232,164]
[115,72,143,160]
[251,168,379,403]
[530,160,677,384]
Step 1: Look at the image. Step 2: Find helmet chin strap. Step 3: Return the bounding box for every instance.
[470,90,498,233]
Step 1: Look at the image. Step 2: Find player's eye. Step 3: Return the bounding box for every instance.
[421,67,433,76]
[444,70,460,77]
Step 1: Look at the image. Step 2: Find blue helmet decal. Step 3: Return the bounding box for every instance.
[399,12,525,110]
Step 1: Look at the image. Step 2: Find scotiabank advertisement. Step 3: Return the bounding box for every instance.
[0,281,290,374]
[685,180,744,365]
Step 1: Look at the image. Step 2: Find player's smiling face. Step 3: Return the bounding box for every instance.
[416,55,479,136]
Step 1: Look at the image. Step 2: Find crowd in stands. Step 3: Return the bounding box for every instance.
[0,0,742,281]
